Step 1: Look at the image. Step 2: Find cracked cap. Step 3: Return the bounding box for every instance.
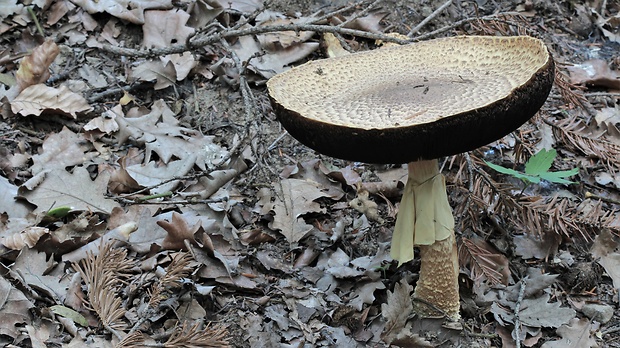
[267,35,554,164]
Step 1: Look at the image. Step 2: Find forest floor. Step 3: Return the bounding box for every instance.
[0,0,619,347]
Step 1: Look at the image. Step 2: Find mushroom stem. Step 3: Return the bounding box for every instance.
[391,159,460,319]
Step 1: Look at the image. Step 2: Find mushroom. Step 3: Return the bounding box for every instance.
[267,36,554,319]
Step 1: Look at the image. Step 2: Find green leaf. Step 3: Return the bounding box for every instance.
[525,148,556,175]
[484,149,579,185]
[483,160,540,183]
[539,168,580,184]
[50,305,88,327]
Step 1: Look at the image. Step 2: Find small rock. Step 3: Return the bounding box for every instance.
[581,303,614,324]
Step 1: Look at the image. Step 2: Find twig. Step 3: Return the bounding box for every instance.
[87,82,152,103]
[116,197,228,205]
[408,0,453,36]
[101,23,413,58]
[337,0,383,28]
[268,131,289,151]
[27,6,44,37]
[412,12,523,41]
[585,192,620,205]
[514,276,528,348]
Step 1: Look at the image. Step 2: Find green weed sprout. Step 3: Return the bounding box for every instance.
[484,148,579,185]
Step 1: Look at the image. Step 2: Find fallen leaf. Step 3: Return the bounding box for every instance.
[270,178,331,244]
[231,26,319,79]
[0,175,31,218]
[540,318,598,348]
[591,229,620,289]
[12,247,70,303]
[0,275,34,338]
[30,127,96,175]
[381,278,413,344]
[11,84,93,118]
[518,294,576,328]
[18,167,120,214]
[1,226,49,250]
[567,59,620,90]
[14,39,59,94]
[114,100,227,170]
[70,0,173,24]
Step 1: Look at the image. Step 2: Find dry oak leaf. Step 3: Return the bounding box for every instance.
[0,275,34,338]
[18,167,120,214]
[269,178,332,244]
[0,175,31,218]
[15,39,59,93]
[114,100,227,170]
[381,278,414,345]
[11,84,92,118]
[69,0,172,24]
[131,59,177,90]
[142,9,194,48]
[12,247,70,303]
[541,318,598,348]
[30,127,96,175]
[231,26,319,79]
[1,226,49,250]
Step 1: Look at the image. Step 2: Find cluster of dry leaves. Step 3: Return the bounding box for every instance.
[0,0,619,347]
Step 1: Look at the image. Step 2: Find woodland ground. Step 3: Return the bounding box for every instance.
[0,0,619,347]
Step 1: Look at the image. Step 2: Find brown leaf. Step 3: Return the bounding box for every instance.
[15,39,59,93]
[0,275,34,338]
[540,318,597,348]
[158,212,203,250]
[567,59,620,90]
[18,166,120,214]
[0,175,31,218]
[11,84,93,118]
[1,226,49,250]
[114,100,227,170]
[231,27,319,79]
[30,127,96,175]
[142,9,194,48]
[381,278,413,344]
[70,0,173,24]
[269,178,331,244]
[12,247,70,302]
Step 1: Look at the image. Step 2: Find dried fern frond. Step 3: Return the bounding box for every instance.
[553,68,587,108]
[160,252,193,289]
[547,116,620,168]
[72,241,130,331]
[458,237,511,286]
[468,13,531,36]
[518,195,585,240]
[165,321,230,348]
[115,331,144,348]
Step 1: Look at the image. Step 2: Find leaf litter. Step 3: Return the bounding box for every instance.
[0,0,619,347]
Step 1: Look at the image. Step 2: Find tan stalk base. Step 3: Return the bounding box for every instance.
[413,232,460,320]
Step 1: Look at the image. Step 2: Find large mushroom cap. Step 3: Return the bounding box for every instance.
[268,35,554,164]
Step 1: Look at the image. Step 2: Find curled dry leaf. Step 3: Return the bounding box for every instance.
[1,226,49,250]
[62,222,137,263]
[14,39,59,94]
[566,59,620,90]
[11,84,92,118]
[349,189,384,223]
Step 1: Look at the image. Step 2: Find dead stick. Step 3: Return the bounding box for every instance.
[101,23,413,58]
[408,0,453,36]
[514,276,528,348]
